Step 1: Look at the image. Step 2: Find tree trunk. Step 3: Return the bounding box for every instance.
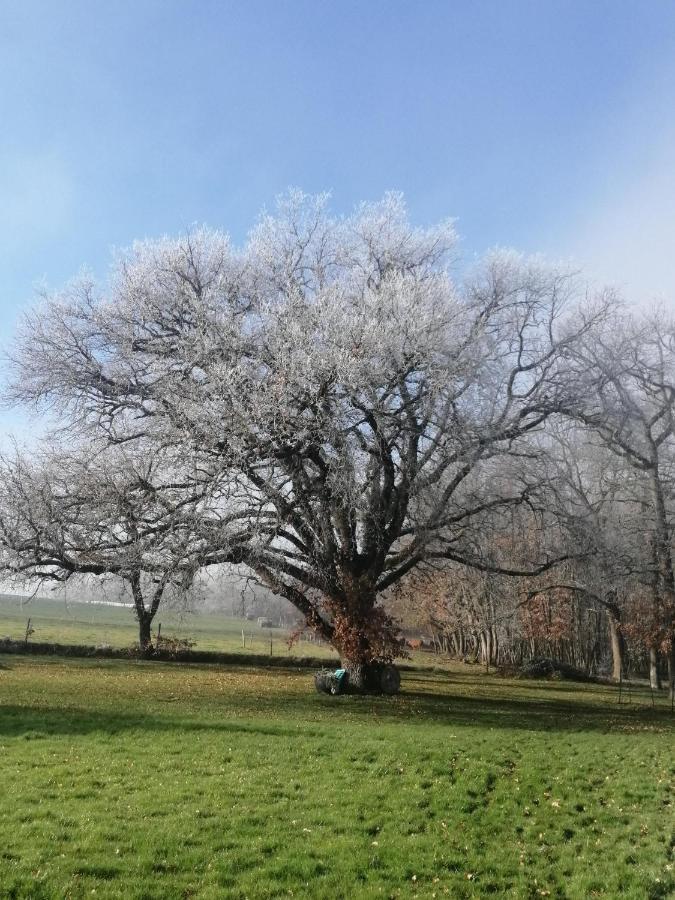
[336,628,398,694]
[649,647,661,691]
[667,644,675,704]
[648,472,675,696]
[491,628,499,667]
[329,589,403,693]
[607,614,624,683]
[479,632,488,670]
[129,573,160,657]
[138,613,153,655]
[341,659,400,694]
[343,660,377,693]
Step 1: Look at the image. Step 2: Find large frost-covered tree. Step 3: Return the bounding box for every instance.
[7,193,605,687]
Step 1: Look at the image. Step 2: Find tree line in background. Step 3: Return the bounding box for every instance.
[0,192,672,694]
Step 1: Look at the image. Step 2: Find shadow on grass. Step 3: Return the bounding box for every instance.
[476,679,604,694]
[1,687,672,741]
[395,689,673,732]
[0,704,327,740]
[2,656,672,737]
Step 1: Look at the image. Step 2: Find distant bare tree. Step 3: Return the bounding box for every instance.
[562,310,675,696]
[0,443,249,651]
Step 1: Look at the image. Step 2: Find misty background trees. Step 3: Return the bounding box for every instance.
[0,192,673,693]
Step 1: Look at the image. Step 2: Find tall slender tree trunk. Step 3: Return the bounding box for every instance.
[479,632,488,669]
[649,647,661,691]
[649,470,675,694]
[607,612,624,684]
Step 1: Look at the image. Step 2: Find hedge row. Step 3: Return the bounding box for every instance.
[0,637,338,670]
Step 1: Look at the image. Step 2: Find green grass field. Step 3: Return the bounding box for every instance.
[0,595,335,659]
[0,655,673,899]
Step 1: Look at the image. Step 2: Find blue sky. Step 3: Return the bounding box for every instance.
[1,0,675,346]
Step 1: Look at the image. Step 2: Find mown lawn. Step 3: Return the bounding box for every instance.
[0,656,673,899]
